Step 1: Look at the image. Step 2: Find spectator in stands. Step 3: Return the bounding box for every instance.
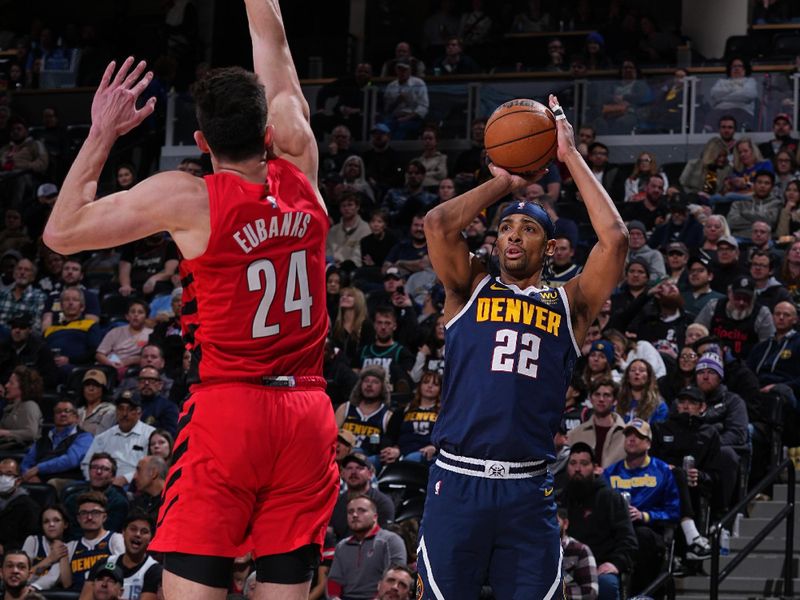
[568,378,626,469]
[44,287,101,378]
[380,370,440,465]
[360,210,398,280]
[617,360,669,424]
[130,456,166,523]
[84,559,125,600]
[637,15,681,65]
[336,366,394,460]
[543,37,567,72]
[604,329,667,379]
[680,137,732,198]
[26,183,58,242]
[780,240,800,303]
[21,505,72,591]
[332,287,374,368]
[604,419,680,595]
[38,107,69,178]
[626,223,666,279]
[147,429,174,464]
[747,301,800,400]
[545,236,582,286]
[0,549,33,598]
[686,323,710,347]
[383,213,431,277]
[713,139,774,207]
[0,314,57,388]
[80,394,155,486]
[362,124,405,195]
[622,179,668,232]
[0,458,39,552]
[0,116,49,209]
[745,220,783,266]
[372,565,414,600]
[327,496,406,600]
[583,142,621,200]
[311,63,373,141]
[339,155,375,206]
[665,345,701,401]
[561,443,637,600]
[415,127,448,190]
[579,340,614,389]
[609,259,650,322]
[695,275,775,359]
[0,366,42,450]
[629,280,691,355]
[727,171,783,239]
[20,398,91,487]
[383,163,437,231]
[663,241,691,289]
[0,209,31,256]
[64,453,128,539]
[176,157,205,177]
[594,59,651,135]
[67,492,125,591]
[320,125,359,181]
[558,507,599,599]
[648,197,704,254]
[700,215,731,259]
[624,152,668,202]
[682,254,725,316]
[772,151,800,197]
[777,180,800,239]
[411,312,445,381]
[0,259,46,334]
[77,370,116,436]
[432,37,480,75]
[705,57,759,132]
[118,234,178,299]
[329,454,396,541]
[709,235,746,294]
[113,164,136,193]
[750,251,792,311]
[380,42,426,78]
[382,60,428,140]
[116,344,173,399]
[356,310,414,393]
[95,300,153,378]
[327,192,372,271]
[131,366,178,437]
[41,259,100,330]
[36,251,65,295]
[759,113,798,163]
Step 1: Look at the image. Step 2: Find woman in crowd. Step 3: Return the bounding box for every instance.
[0,366,43,450]
[149,429,175,464]
[713,138,773,206]
[359,209,397,273]
[773,151,800,196]
[114,163,137,192]
[437,178,457,204]
[605,328,667,380]
[22,505,73,590]
[380,370,441,464]
[705,56,759,131]
[339,155,375,207]
[332,286,374,366]
[617,359,669,424]
[76,369,115,436]
[780,240,800,303]
[679,137,731,198]
[777,179,800,239]
[411,314,445,383]
[416,127,448,190]
[326,267,342,326]
[624,151,668,201]
[581,339,616,387]
[685,323,709,347]
[701,214,731,258]
[664,345,701,403]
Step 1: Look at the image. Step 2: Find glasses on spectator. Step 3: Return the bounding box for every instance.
[77,509,106,518]
[54,408,75,415]
[688,267,707,274]
[667,251,684,257]
[679,352,698,360]
[750,263,770,269]
[777,158,791,162]
[138,377,161,383]
[638,157,652,163]
[90,465,112,472]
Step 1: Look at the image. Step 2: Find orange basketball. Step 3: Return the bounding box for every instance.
[484,99,557,175]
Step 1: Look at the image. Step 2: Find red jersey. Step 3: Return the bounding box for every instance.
[186,158,329,381]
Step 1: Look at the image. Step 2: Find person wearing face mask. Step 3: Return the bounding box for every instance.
[0,458,39,554]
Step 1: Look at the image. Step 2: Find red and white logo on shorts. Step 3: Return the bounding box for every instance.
[434,480,442,495]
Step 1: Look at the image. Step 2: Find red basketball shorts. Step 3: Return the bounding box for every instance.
[150,381,339,558]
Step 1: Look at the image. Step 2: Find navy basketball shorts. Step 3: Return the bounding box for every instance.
[416,461,563,600]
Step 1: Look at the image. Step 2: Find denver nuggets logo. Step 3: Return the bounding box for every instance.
[488,463,506,477]
[416,574,424,600]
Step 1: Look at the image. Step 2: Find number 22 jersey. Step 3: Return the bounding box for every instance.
[185,159,330,381]
[432,275,580,462]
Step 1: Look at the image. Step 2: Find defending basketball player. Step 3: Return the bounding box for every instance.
[416,95,628,599]
[44,2,338,599]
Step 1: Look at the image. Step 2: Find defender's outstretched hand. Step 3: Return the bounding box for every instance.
[91,57,155,140]
[549,94,577,163]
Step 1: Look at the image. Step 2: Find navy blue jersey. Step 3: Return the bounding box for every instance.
[433,275,580,462]
[341,401,391,455]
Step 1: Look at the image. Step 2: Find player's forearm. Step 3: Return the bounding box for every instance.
[564,148,628,248]
[245,0,303,101]
[426,175,512,240]
[44,129,115,252]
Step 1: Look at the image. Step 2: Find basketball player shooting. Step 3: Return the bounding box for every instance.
[415,95,628,599]
[44,2,338,599]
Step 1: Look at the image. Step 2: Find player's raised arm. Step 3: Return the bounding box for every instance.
[555,94,628,343]
[244,0,319,189]
[424,165,535,319]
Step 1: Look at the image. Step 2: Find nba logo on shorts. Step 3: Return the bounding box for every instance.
[434,480,442,495]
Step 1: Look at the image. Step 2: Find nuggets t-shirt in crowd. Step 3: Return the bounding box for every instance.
[120,236,179,292]
[69,530,124,591]
[433,275,580,461]
[186,159,329,381]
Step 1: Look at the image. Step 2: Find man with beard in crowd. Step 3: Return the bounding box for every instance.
[710,236,746,294]
[627,280,691,354]
[373,566,414,600]
[328,454,395,541]
[625,221,666,281]
[749,250,792,311]
[695,276,775,359]
[682,254,725,316]
[568,379,627,469]
[758,113,798,162]
[561,442,637,600]
[129,366,178,437]
[545,236,582,286]
[1,550,33,600]
[622,178,669,232]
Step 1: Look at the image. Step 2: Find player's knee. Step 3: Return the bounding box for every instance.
[255,544,320,584]
[163,552,234,589]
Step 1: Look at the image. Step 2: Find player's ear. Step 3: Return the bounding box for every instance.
[193,130,211,154]
[544,238,557,256]
[264,125,275,158]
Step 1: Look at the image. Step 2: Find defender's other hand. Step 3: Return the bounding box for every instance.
[91,57,156,140]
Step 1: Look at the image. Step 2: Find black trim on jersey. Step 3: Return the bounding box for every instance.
[181,298,197,316]
[171,440,189,466]
[176,402,195,437]
[164,467,183,494]
[180,273,194,288]
[157,494,179,528]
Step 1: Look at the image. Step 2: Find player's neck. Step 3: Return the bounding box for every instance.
[215,157,268,184]
[498,271,543,290]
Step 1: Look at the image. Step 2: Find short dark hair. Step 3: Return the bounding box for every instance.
[374,306,397,321]
[569,442,596,463]
[193,67,267,162]
[127,298,149,314]
[719,115,737,128]
[123,511,156,532]
[750,249,774,269]
[407,159,426,175]
[90,452,118,476]
[179,157,204,169]
[348,494,378,512]
[1,549,30,568]
[590,377,617,396]
[754,169,775,184]
[76,490,108,509]
[587,142,608,154]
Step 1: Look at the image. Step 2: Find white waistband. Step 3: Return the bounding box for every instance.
[436,448,547,480]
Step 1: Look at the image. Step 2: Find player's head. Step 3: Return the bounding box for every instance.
[192,67,269,163]
[496,200,556,279]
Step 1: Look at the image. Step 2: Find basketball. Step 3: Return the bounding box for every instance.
[484,99,558,175]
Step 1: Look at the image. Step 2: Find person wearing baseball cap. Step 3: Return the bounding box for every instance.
[682,253,725,316]
[88,557,124,599]
[604,416,682,592]
[758,112,799,161]
[626,219,667,282]
[708,234,746,295]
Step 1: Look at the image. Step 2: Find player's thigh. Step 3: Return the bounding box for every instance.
[252,581,311,600]
[162,569,228,600]
[417,466,493,598]
[488,476,563,600]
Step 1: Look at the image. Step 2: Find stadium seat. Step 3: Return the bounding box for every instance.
[21,482,57,509]
[393,495,425,523]
[60,481,89,503]
[723,35,757,61]
[772,33,800,59]
[377,461,429,507]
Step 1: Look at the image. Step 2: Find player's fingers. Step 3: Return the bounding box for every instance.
[131,71,154,98]
[123,60,148,90]
[112,56,135,88]
[136,97,157,121]
[98,61,116,91]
